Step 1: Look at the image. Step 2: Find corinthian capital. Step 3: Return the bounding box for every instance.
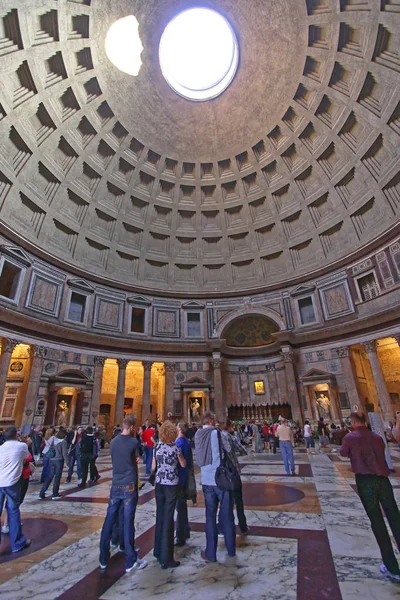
[212,358,222,369]
[281,350,295,363]
[393,334,400,347]
[143,360,153,372]
[165,363,176,372]
[2,338,19,353]
[117,358,129,369]
[94,356,106,367]
[363,340,377,354]
[238,366,248,374]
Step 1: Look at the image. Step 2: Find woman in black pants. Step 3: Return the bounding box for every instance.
[152,421,186,569]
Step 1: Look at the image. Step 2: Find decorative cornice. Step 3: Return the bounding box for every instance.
[30,345,47,359]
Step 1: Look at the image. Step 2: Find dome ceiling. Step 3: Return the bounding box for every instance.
[0,0,399,295]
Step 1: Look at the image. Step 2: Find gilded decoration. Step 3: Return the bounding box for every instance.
[223,315,279,348]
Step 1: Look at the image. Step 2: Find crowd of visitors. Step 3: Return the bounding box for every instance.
[0,409,399,585]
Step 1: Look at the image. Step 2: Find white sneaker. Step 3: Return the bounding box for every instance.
[218,533,224,539]
[99,562,107,569]
[126,558,148,573]
[1,524,9,534]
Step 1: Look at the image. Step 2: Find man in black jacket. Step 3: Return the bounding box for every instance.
[79,427,100,488]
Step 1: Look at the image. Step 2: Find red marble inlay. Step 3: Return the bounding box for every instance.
[0,518,68,563]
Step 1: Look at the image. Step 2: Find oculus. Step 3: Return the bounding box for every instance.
[159,8,239,101]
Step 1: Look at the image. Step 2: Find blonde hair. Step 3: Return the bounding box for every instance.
[159,420,178,444]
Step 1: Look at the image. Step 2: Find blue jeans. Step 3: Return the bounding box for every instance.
[202,485,236,561]
[40,455,51,483]
[143,446,147,465]
[99,486,138,570]
[0,481,27,552]
[145,446,153,475]
[67,448,81,480]
[280,441,295,474]
[40,459,64,498]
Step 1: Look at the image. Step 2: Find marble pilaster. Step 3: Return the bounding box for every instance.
[141,360,153,423]
[164,363,175,419]
[114,359,128,426]
[238,365,249,406]
[266,364,278,403]
[90,357,106,423]
[0,337,18,410]
[281,347,302,423]
[212,353,224,421]
[336,346,360,409]
[21,345,47,426]
[363,339,393,421]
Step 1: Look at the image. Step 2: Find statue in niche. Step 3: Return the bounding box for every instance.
[191,398,201,421]
[55,399,69,427]
[315,391,331,418]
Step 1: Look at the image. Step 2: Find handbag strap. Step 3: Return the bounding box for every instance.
[216,430,226,467]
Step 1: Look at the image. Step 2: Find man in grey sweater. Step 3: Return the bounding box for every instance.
[195,412,236,563]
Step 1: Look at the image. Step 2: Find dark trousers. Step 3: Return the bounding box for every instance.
[356,474,400,575]
[67,448,81,480]
[81,454,97,484]
[20,478,29,504]
[0,481,27,552]
[40,459,64,498]
[270,436,277,454]
[233,482,248,533]
[154,483,178,565]
[99,486,138,570]
[176,485,190,542]
[203,484,236,562]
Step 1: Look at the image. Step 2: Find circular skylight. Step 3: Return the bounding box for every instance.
[159,8,239,101]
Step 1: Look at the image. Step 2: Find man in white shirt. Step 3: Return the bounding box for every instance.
[276,418,296,476]
[0,427,31,552]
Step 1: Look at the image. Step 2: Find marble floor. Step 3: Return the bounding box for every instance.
[1,445,400,600]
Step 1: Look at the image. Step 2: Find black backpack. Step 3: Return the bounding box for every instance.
[215,431,241,492]
[80,434,95,456]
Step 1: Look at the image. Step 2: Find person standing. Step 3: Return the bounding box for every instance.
[277,418,295,476]
[318,417,330,449]
[39,429,69,500]
[304,420,315,455]
[152,421,186,569]
[0,427,30,552]
[99,413,147,573]
[175,422,191,546]
[141,422,155,476]
[220,419,249,536]
[194,412,236,563]
[30,425,42,465]
[340,412,400,583]
[40,426,55,484]
[66,426,83,483]
[79,427,100,488]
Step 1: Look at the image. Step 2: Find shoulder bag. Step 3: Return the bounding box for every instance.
[215,431,241,492]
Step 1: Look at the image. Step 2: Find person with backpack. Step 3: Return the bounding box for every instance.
[79,427,100,488]
[39,429,69,500]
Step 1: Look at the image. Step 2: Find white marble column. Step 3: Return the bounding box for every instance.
[363,339,393,422]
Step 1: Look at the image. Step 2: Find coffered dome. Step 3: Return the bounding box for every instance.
[0,0,399,295]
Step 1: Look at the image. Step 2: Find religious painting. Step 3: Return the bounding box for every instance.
[254,381,265,395]
[314,390,331,418]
